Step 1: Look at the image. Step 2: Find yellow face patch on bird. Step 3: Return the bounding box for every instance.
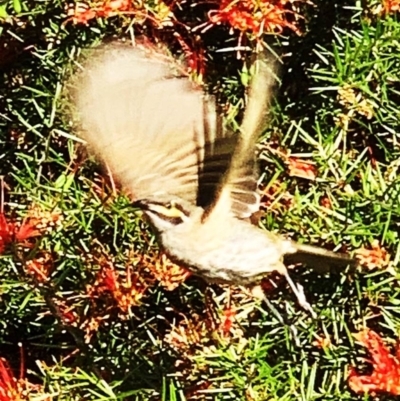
[136,199,192,227]
[148,201,187,219]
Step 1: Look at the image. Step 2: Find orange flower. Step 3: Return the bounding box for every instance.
[173,32,206,78]
[0,358,20,401]
[0,204,61,254]
[287,157,318,180]
[0,356,49,400]
[65,2,96,24]
[349,329,400,395]
[312,334,331,349]
[0,214,15,254]
[65,0,176,27]
[88,261,148,312]
[80,315,109,343]
[51,299,80,326]
[66,0,134,25]
[96,0,132,17]
[320,196,332,209]
[219,307,236,336]
[142,252,191,291]
[208,0,302,37]
[355,240,390,271]
[0,214,41,254]
[164,314,206,352]
[24,252,54,282]
[383,0,400,13]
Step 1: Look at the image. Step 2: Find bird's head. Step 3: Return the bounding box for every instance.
[133,197,198,233]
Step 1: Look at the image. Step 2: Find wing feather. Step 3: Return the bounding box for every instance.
[69,41,275,214]
[207,52,278,219]
[71,41,224,204]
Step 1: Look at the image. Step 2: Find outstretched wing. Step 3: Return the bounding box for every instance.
[70,41,234,206]
[206,51,279,219]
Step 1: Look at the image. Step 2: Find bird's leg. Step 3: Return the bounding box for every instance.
[250,285,300,347]
[284,272,317,319]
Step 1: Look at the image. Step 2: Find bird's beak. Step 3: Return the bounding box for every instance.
[132,199,149,210]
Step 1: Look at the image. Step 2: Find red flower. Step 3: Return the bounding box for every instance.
[142,252,191,291]
[355,240,390,271]
[0,214,40,254]
[208,0,302,37]
[24,252,54,282]
[383,0,400,14]
[66,0,134,25]
[287,156,318,180]
[0,204,61,254]
[0,355,49,400]
[65,0,176,27]
[0,358,19,401]
[0,214,14,253]
[349,329,400,395]
[88,260,148,312]
[173,33,206,78]
[219,307,236,336]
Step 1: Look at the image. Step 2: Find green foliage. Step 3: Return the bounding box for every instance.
[1,1,400,400]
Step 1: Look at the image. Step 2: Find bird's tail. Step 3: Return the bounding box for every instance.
[284,242,357,272]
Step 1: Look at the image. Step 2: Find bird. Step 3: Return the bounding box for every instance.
[69,39,357,315]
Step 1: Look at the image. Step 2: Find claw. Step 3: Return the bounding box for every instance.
[284,272,317,319]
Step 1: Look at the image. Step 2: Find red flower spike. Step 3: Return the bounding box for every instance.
[14,220,41,242]
[219,307,236,336]
[66,0,179,26]
[66,0,134,25]
[0,354,48,400]
[0,205,61,254]
[102,267,119,292]
[88,260,148,312]
[25,252,54,282]
[207,0,302,37]
[349,329,400,395]
[0,214,14,253]
[0,358,20,401]
[355,240,390,271]
[0,213,42,254]
[145,253,191,291]
[383,0,400,14]
[287,156,318,180]
[173,32,206,78]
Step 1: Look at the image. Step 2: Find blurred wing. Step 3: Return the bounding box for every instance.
[196,100,237,209]
[71,41,232,205]
[209,52,278,219]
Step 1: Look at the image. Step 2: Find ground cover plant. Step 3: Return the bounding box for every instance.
[1,0,400,400]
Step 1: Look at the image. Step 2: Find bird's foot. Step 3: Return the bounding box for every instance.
[284,272,317,319]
